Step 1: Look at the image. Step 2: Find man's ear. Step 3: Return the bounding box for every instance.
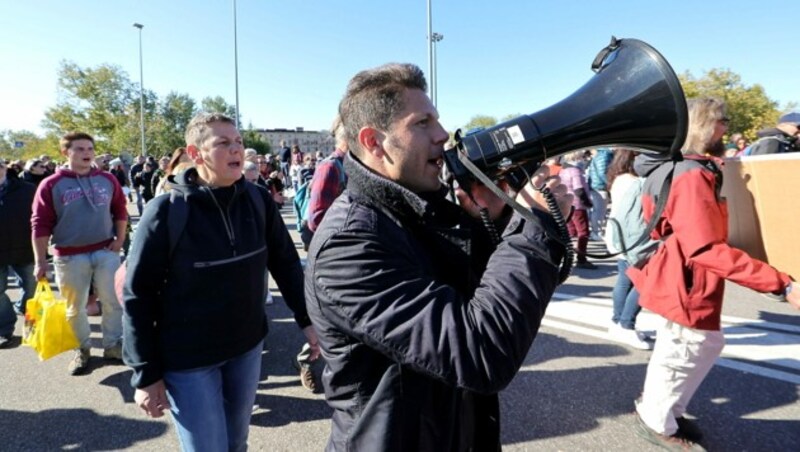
[186,144,201,161]
[60,147,69,157]
[357,127,385,158]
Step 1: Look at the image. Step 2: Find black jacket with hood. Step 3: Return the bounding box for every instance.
[305,154,565,451]
[123,168,310,389]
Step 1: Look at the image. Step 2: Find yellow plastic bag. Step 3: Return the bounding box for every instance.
[22,280,80,360]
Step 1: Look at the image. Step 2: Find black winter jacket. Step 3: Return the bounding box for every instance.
[305,154,565,451]
[0,178,36,266]
[21,171,46,187]
[123,169,310,389]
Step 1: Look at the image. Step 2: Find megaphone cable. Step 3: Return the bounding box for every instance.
[456,149,574,284]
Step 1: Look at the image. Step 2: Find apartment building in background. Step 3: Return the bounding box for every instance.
[256,127,335,156]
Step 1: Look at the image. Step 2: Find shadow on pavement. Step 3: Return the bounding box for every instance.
[252,299,332,427]
[0,408,168,450]
[501,362,645,444]
[526,332,629,366]
[99,369,136,404]
[692,364,800,450]
[758,310,800,327]
[501,332,643,445]
[501,334,800,450]
[250,393,331,427]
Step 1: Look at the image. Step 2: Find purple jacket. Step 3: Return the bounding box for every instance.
[560,166,591,210]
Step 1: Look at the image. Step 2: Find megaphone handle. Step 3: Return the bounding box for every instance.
[591,36,621,72]
[456,152,574,284]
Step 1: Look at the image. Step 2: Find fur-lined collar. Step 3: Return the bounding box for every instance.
[343,152,450,224]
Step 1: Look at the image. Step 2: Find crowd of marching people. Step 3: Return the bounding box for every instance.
[2,63,800,451]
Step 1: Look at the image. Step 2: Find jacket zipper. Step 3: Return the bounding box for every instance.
[193,246,266,268]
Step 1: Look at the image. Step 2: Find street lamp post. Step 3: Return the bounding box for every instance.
[133,23,146,158]
[431,32,443,108]
[427,0,433,100]
[232,0,240,129]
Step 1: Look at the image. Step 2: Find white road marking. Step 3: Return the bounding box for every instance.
[545,292,800,385]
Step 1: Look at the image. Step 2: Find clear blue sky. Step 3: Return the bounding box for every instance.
[1,0,798,136]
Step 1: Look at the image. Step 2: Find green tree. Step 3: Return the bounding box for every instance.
[113,90,160,156]
[500,113,523,122]
[150,92,197,154]
[40,61,199,158]
[43,61,137,143]
[462,115,497,132]
[679,69,780,140]
[0,130,59,161]
[41,60,161,155]
[201,96,237,118]
[242,125,271,155]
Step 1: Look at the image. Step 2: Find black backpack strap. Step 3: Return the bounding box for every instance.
[168,190,190,260]
[246,183,267,232]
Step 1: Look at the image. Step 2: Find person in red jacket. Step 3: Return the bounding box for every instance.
[628,97,800,450]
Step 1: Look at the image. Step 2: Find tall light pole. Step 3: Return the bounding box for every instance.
[426,0,433,100]
[133,23,146,158]
[233,0,240,129]
[431,32,443,108]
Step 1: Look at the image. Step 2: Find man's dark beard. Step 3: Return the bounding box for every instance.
[706,139,726,157]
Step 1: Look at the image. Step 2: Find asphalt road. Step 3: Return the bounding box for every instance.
[1,202,798,451]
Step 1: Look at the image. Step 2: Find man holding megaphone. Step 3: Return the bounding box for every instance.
[304,62,572,451]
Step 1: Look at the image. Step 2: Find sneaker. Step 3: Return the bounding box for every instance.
[676,416,703,443]
[761,292,787,303]
[574,261,598,270]
[300,365,317,392]
[265,293,274,305]
[68,348,91,375]
[294,360,317,393]
[611,325,653,350]
[634,412,705,451]
[0,334,12,348]
[103,343,123,362]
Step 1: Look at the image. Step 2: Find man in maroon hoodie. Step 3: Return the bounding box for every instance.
[31,132,128,375]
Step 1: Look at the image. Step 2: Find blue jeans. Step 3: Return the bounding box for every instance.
[53,249,122,349]
[280,162,290,186]
[611,259,642,330]
[0,263,37,336]
[134,186,143,216]
[164,340,264,452]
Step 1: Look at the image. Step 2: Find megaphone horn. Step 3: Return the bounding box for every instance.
[444,36,688,186]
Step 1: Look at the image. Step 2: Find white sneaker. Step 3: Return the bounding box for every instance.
[265,293,274,305]
[610,324,653,350]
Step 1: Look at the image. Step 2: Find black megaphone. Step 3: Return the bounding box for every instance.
[443,36,688,188]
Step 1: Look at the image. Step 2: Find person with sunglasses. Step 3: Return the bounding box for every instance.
[21,160,48,187]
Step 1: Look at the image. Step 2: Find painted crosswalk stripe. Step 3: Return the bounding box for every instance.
[544,292,800,384]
